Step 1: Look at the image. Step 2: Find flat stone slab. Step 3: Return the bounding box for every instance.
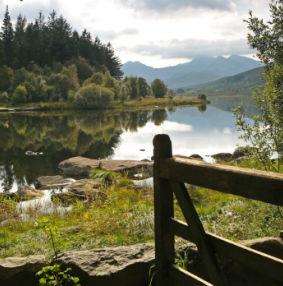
[0,255,46,286]
[56,244,154,286]
[59,157,153,179]
[34,175,75,190]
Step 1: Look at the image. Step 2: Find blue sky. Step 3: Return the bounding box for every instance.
[0,0,269,67]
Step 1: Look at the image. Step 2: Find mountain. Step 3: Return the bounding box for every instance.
[122,55,263,89]
[190,66,265,96]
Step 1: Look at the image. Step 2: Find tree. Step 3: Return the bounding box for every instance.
[1,6,14,66]
[0,66,13,91]
[11,84,27,104]
[137,77,148,98]
[74,84,114,108]
[234,0,283,172]
[13,14,27,67]
[151,79,167,98]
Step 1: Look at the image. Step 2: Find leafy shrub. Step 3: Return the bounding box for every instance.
[0,91,9,103]
[11,84,27,105]
[36,264,80,286]
[151,79,167,98]
[74,83,114,108]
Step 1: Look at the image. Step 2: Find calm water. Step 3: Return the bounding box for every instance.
[0,102,246,192]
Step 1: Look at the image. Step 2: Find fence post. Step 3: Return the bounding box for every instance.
[153,134,174,286]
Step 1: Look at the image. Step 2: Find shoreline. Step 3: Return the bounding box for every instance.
[0,97,206,113]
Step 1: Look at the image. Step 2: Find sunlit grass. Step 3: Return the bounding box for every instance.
[0,162,282,258]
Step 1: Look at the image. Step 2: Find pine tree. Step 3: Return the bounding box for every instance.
[1,6,14,66]
[14,14,27,67]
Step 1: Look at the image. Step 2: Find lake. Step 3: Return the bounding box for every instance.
[0,101,246,193]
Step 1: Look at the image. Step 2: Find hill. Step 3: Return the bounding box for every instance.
[189,67,265,95]
[122,56,263,89]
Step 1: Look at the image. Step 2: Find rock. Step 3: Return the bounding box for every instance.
[34,175,75,190]
[232,146,255,160]
[59,157,153,179]
[56,244,154,286]
[17,186,43,200]
[211,152,233,162]
[188,154,203,160]
[0,255,46,286]
[52,179,107,206]
[1,186,43,202]
[244,236,283,260]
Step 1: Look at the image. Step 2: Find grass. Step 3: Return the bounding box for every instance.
[0,162,282,258]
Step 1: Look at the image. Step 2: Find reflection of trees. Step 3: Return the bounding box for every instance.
[151,109,168,126]
[198,104,207,112]
[0,109,168,191]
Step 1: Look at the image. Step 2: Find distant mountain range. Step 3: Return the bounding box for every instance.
[190,66,265,95]
[122,55,263,89]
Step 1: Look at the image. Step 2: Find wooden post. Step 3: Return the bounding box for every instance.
[153,134,175,286]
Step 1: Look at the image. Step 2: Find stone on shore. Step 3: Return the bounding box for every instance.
[55,244,154,286]
[52,179,107,206]
[0,186,43,202]
[0,255,46,286]
[58,157,153,179]
[34,175,75,190]
[211,152,233,162]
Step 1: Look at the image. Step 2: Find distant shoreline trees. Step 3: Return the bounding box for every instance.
[0,7,171,107]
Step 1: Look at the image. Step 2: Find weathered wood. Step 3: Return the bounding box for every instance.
[171,218,283,283]
[170,265,213,286]
[159,157,283,206]
[153,134,175,286]
[172,182,227,286]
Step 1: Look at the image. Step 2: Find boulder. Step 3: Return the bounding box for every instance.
[211,152,233,162]
[188,154,203,160]
[34,175,75,190]
[244,236,283,260]
[1,186,43,202]
[52,179,107,206]
[59,157,153,179]
[232,146,255,160]
[0,255,46,286]
[56,244,155,286]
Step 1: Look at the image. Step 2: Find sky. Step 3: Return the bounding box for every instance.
[0,0,270,67]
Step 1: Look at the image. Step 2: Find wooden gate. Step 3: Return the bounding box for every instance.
[153,134,283,286]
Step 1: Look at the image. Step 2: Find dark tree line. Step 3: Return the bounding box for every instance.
[0,7,122,78]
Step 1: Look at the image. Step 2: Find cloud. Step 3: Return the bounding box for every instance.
[126,38,252,59]
[122,0,235,12]
[97,28,139,41]
[0,0,60,21]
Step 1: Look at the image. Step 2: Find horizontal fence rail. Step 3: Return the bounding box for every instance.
[153,134,283,286]
[158,156,283,206]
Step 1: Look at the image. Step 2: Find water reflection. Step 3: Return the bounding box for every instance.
[0,105,243,192]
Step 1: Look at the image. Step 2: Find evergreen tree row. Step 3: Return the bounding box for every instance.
[0,7,122,78]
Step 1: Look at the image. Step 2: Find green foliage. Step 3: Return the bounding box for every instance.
[151,79,167,98]
[36,264,80,286]
[35,217,59,258]
[246,0,283,65]
[91,169,117,187]
[234,2,283,172]
[11,84,27,104]
[0,91,9,103]
[75,83,114,109]
[0,65,13,91]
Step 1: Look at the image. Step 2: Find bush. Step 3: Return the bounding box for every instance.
[151,79,167,98]
[11,85,28,105]
[0,66,14,92]
[0,91,9,103]
[74,83,114,109]
[83,72,104,86]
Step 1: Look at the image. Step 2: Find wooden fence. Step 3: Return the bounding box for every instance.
[153,134,283,286]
